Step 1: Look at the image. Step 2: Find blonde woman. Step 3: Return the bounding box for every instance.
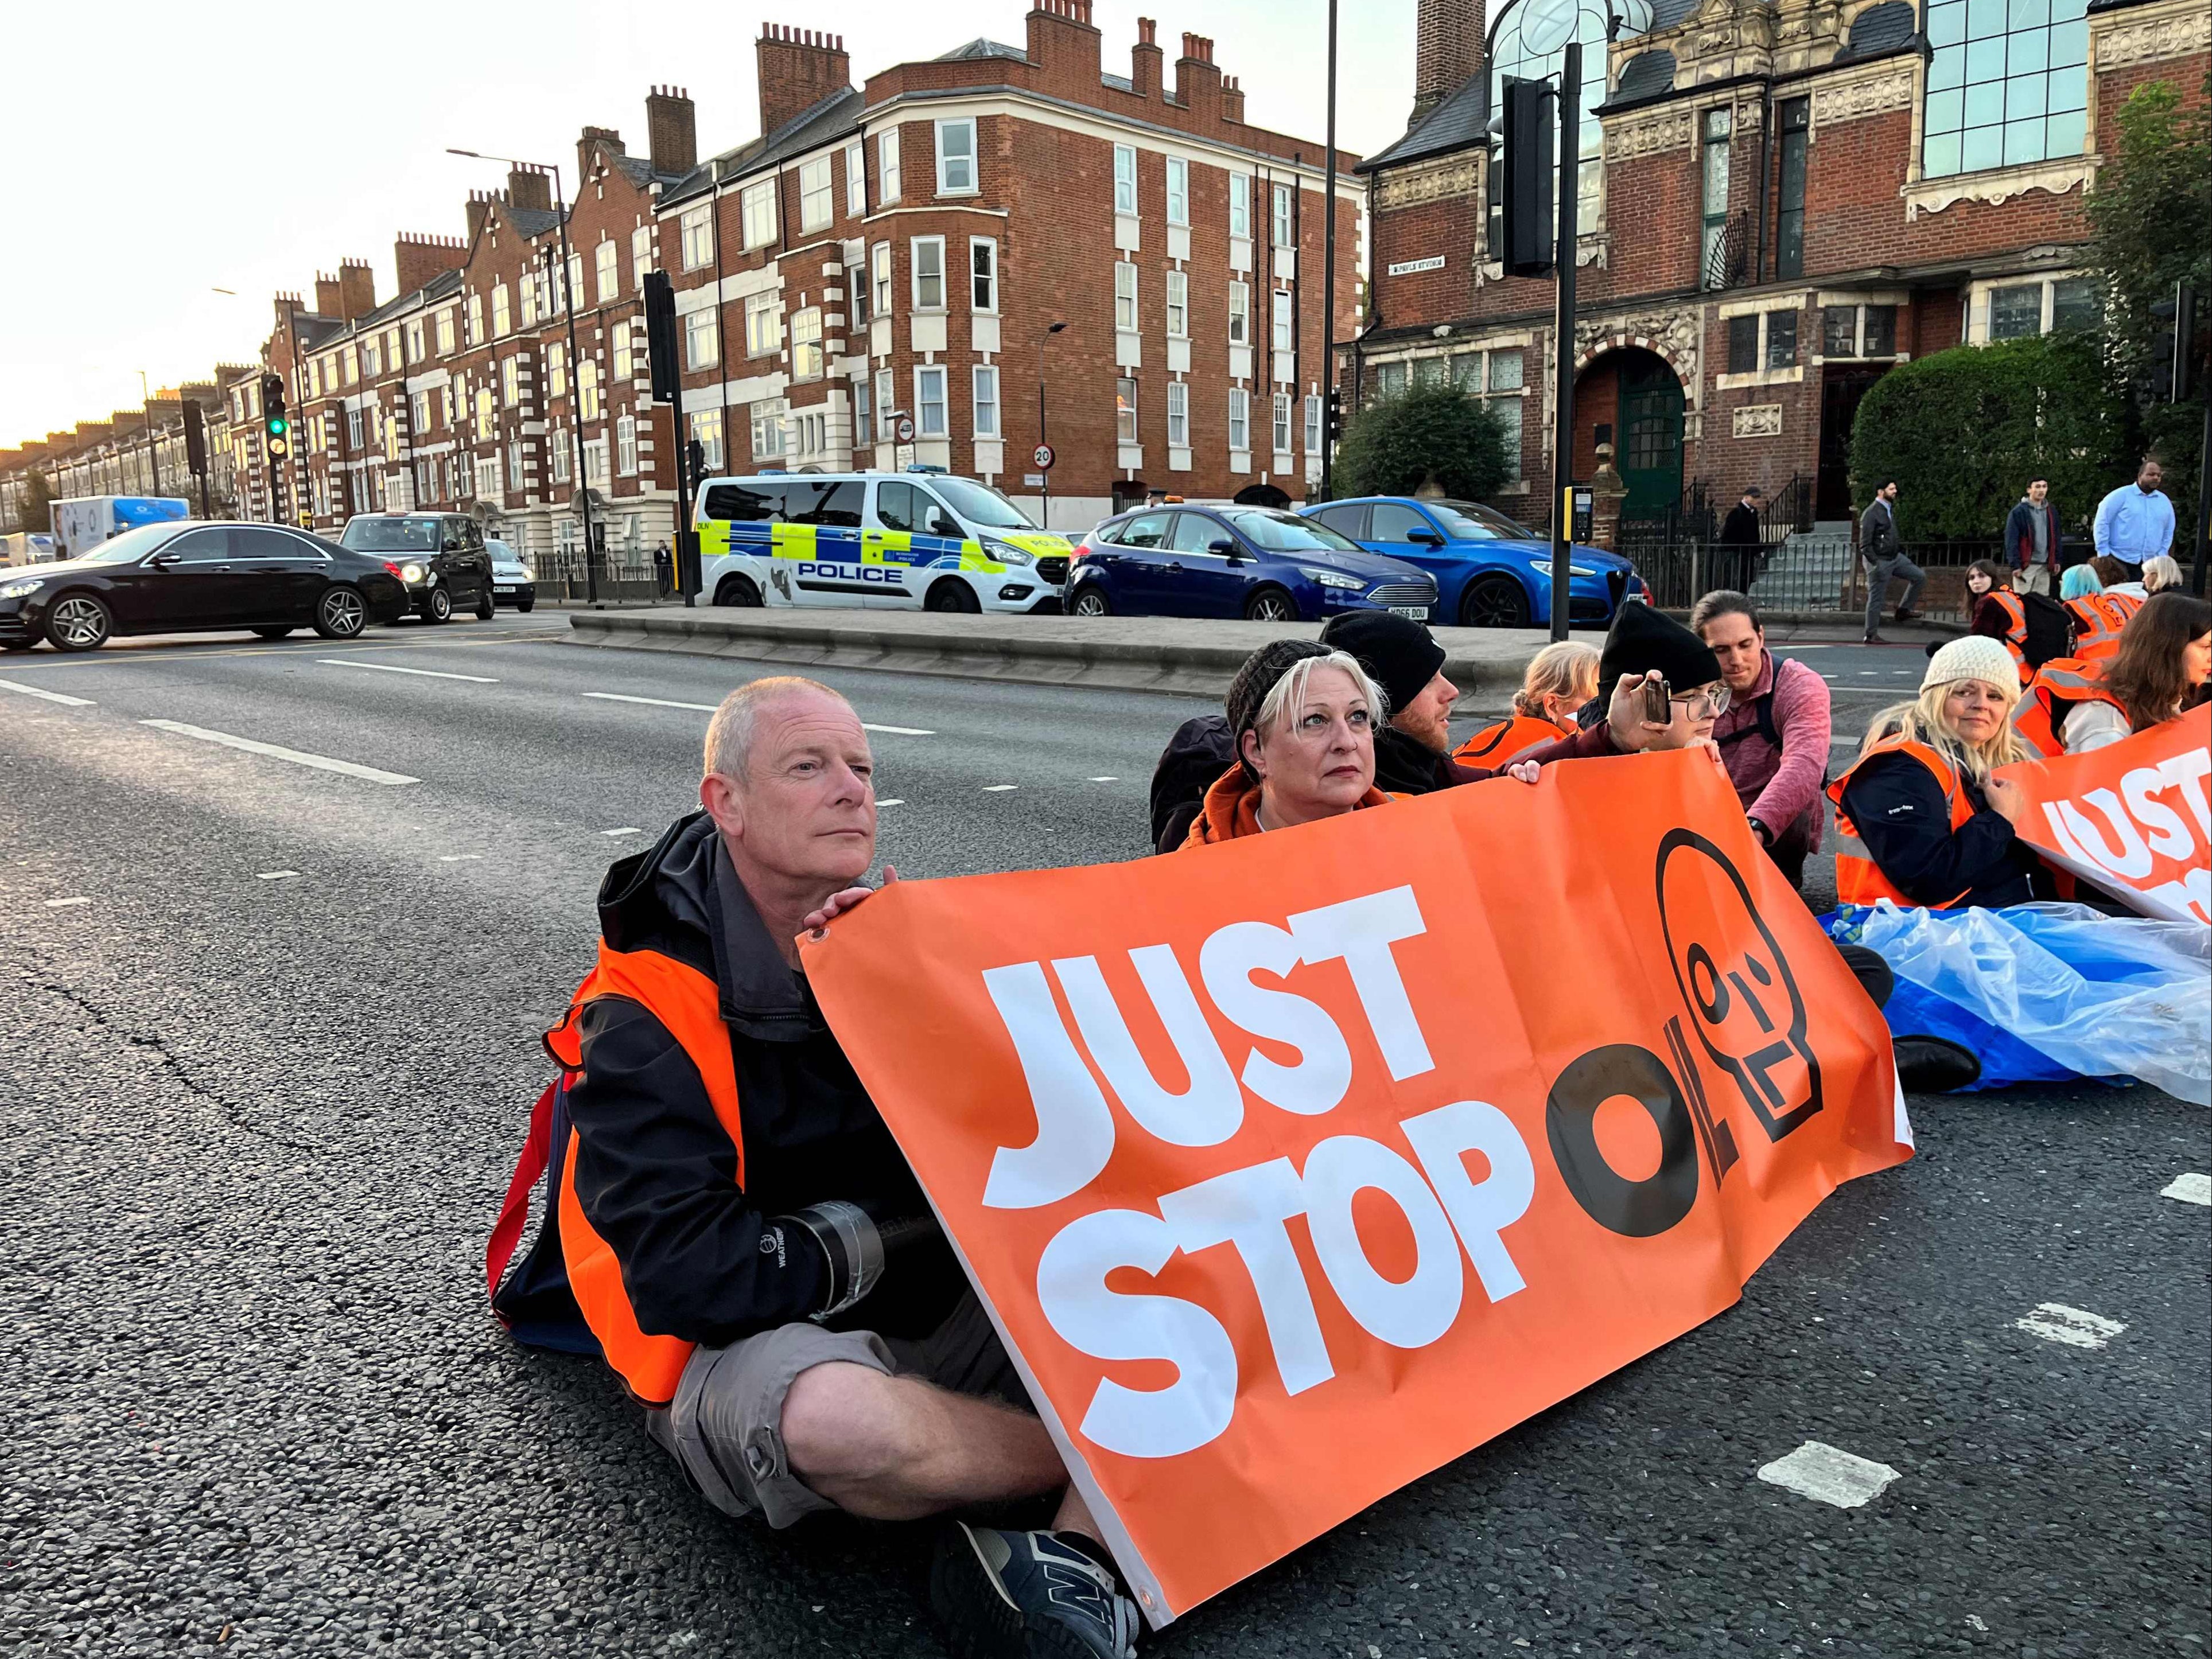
[2140,554,2184,595]
[1452,640,1600,766]
[1183,645,1397,844]
[1826,636,2042,909]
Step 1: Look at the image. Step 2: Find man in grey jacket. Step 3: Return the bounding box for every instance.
[1859,478,1923,642]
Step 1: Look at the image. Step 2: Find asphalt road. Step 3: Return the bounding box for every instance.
[1,614,2205,1658]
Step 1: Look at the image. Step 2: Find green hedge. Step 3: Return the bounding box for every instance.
[1848,333,2129,538]
[1332,380,1513,503]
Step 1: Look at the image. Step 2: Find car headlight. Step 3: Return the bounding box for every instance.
[400,562,426,583]
[1300,566,1366,591]
[1,579,42,599]
[1535,560,1601,578]
[979,536,1035,566]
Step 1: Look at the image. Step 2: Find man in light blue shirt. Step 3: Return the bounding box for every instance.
[2092,457,2176,571]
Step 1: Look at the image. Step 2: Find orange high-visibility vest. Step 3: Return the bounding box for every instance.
[1825,737,1976,909]
[543,944,744,1407]
[1452,714,1575,768]
[1981,589,2033,686]
[2064,591,2140,664]
[2011,657,2130,758]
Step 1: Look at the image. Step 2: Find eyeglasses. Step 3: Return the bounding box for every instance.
[1671,686,1732,717]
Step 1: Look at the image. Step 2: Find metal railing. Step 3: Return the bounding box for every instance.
[532,546,674,606]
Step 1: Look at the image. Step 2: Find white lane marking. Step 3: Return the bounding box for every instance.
[2161,1171,2210,1206]
[1756,1442,1900,1509]
[256,870,300,881]
[437,854,483,863]
[0,677,95,707]
[1820,673,1838,680]
[582,691,717,711]
[862,722,935,736]
[2015,1302,2125,1349]
[876,797,905,807]
[138,720,419,786]
[1088,776,1119,782]
[317,658,499,684]
[982,784,1018,792]
[602,827,642,837]
[44,895,92,909]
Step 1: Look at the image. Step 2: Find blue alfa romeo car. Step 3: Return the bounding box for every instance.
[1300,496,1647,628]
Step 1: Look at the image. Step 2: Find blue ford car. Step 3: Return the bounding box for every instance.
[1067,504,1438,622]
[1300,497,1646,628]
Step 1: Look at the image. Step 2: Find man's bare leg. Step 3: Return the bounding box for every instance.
[780,1361,1069,1521]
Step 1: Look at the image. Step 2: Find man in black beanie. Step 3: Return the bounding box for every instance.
[1317,611,1489,796]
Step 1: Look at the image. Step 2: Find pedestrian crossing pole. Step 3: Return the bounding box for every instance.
[1547,42,1581,644]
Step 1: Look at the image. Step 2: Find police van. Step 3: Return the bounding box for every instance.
[694,470,1072,613]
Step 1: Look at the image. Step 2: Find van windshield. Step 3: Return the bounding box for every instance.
[342,517,441,552]
[931,477,1036,529]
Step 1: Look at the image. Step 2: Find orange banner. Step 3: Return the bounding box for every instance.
[802,749,1910,1623]
[1995,704,2211,924]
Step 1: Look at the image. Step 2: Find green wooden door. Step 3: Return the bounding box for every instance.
[1619,357,1685,512]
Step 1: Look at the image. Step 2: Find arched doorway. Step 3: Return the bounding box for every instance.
[1575,346,1685,513]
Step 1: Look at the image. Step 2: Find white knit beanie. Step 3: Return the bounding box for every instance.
[1922,635,2019,694]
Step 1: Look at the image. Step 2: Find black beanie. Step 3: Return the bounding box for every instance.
[1598,601,1721,692]
[1320,610,1446,718]
[1224,639,1332,780]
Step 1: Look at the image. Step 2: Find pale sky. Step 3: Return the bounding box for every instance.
[2,0,1417,447]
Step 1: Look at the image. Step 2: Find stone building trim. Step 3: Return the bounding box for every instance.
[1732,403,1784,438]
[1903,155,2096,219]
[1605,106,1694,159]
[1376,155,1482,211]
[2093,0,2211,69]
[1807,61,1917,138]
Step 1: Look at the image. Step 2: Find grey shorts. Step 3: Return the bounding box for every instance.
[644,1291,1028,1528]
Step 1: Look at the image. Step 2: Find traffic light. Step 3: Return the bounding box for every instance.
[182,400,208,476]
[644,271,681,404]
[1500,77,1555,279]
[261,372,291,461]
[1324,387,1346,445]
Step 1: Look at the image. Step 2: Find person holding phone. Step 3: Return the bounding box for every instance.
[1517,601,1733,764]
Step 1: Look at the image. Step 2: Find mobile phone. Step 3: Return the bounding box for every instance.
[1641,675,1673,725]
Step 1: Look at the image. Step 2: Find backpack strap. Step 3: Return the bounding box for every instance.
[487,1078,558,1303]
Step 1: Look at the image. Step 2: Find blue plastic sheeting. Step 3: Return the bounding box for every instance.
[1823,901,2210,1103]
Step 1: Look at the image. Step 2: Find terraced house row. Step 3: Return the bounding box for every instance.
[172,1,1362,564]
[1353,0,2209,528]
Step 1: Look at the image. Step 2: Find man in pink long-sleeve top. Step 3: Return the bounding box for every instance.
[1692,590,1834,893]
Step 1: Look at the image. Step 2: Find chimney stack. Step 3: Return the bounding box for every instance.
[1025,0,1101,91]
[395,232,468,295]
[507,165,553,213]
[756,27,852,139]
[1412,0,1485,127]
[647,85,697,176]
[1175,32,1223,117]
[465,189,499,244]
[1130,17,1163,100]
[1221,73,1246,123]
[336,259,377,320]
[313,273,344,317]
[578,124,625,186]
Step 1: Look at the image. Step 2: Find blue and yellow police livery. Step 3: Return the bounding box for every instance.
[694,473,1072,614]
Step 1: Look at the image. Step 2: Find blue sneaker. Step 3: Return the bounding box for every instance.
[931,1523,1141,1659]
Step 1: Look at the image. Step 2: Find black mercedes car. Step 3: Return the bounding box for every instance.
[339,512,497,624]
[0,521,413,653]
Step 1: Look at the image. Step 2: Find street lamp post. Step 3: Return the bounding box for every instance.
[1037,320,1066,530]
[1321,0,1339,501]
[450,149,597,603]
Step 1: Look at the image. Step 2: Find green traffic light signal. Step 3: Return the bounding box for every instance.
[267,415,289,437]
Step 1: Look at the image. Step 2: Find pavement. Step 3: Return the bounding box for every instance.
[1,610,2205,1658]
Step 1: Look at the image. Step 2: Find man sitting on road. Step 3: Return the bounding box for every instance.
[1691,591,1833,892]
[537,676,1141,1659]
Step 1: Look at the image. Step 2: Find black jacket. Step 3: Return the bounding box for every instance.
[1837,751,2041,908]
[1720,502,1763,547]
[1148,716,1489,852]
[564,813,964,1346]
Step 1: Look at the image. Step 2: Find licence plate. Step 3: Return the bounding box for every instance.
[494,585,518,594]
[1390,606,1429,621]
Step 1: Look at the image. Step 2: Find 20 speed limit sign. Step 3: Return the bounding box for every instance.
[1032,443,1055,471]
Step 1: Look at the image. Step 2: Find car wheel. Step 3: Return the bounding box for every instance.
[714,574,761,607]
[475,582,496,620]
[926,579,981,614]
[253,626,295,640]
[45,593,112,652]
[1461,574,1532,629]
[1242,586,1296,622]
[516,599,535,613]
[314,585,370,640]
[422,586,454,624]
[1069,584,1112,617]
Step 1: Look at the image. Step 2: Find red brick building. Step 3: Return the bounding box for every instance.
[1353,0,2209,529]
[655,5,1362,535]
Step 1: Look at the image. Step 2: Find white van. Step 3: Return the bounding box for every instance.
[694,470,1071,613]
